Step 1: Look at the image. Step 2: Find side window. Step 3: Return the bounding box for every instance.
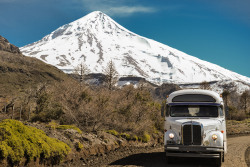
[219,106,224,117]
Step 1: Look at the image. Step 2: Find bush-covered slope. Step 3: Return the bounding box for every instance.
[0,119,71,166]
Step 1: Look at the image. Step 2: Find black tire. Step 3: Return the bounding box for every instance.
[166,156,173,164]
[216,152,223,167]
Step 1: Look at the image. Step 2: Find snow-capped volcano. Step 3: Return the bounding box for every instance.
[21,11,250,86]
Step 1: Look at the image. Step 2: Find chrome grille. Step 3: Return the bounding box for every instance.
[183,125,192,145]
[182,123,202,145]
[193,125,202,145]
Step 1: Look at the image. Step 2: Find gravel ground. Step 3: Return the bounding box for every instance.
[105,135,250,167]
[222,135,250,167]
[59,135,250,167]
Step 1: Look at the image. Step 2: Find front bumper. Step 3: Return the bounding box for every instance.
[165,145,223,158]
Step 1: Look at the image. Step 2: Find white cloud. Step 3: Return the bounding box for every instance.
[107,6,156,16]
[79,0,157,16]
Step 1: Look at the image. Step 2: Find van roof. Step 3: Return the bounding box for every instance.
[167,89,223,104]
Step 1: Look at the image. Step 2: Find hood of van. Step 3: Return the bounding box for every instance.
[167,118,222,134]
[174,118,221,126]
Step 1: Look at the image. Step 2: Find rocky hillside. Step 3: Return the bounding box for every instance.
[0,35,20,54]
[0,35,74,97]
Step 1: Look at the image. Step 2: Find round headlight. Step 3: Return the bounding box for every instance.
[212,134,218,140]
[169,133,174,139]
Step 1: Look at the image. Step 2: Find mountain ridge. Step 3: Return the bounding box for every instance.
[20,11,250,88]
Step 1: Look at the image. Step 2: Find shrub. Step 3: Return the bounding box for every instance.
[141,132,151,143]
[47,121,58,130]
[33,93,64,123]
[0,119,70,166]
[120,133,131,141]
[75,142,83,151]
[80,91,92,103]
[138,137,142,142]
[56,125,82,134]
[46,121,82,134]
[106,129,119,136]
[230,110,247,121]
[131,135,138,141]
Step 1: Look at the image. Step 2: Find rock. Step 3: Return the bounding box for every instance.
[117,139,127,147]
[97,145,105,154]
[88,148,97,155]
[105,145,112,152]
[0,35,21,54]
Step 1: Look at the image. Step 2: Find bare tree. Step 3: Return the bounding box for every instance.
[104,60,118,90]
[240,90,249,114]
[200,81,211,90]
[73,62,90,86]
[222,90,230,115]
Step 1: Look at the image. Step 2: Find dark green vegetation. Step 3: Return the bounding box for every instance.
[0,119,70,166]
[46,121,82,134]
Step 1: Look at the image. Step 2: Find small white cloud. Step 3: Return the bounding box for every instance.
[107,6,156,16]
[79,0,157,17]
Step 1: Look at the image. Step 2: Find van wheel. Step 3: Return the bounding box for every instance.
[216,152,223,167]
[166,156,173,164]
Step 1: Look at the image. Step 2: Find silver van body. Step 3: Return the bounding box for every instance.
[164,89,227,166]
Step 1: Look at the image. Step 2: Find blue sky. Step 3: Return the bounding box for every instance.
[1,0,249,77]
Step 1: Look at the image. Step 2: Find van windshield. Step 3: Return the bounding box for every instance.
[170,105,218,117]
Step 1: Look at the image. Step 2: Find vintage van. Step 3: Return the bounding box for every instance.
[163,89,226,166]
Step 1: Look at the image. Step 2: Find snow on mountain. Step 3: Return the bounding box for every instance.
[21,11,250,90]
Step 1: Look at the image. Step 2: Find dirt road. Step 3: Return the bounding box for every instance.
[104,135,250,167]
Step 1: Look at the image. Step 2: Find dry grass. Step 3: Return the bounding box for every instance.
[226,118,250,135]
[0,50,72,97]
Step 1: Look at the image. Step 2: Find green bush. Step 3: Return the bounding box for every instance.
[47,121,58,130]
[120,133,131,140]
[75,142,83,151]
[56,125,82,134]
[131,135,138,141]
[0,119,70,166]
[106,129,119,136]
[46,121,82,134]
[33,93,64,122]
[141,132,151,143]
